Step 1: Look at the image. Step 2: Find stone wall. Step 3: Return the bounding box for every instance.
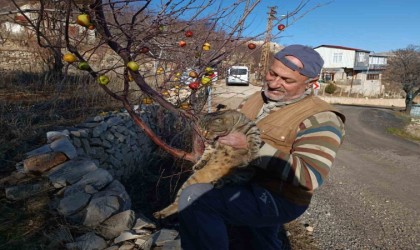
[67,111,155,181]
[0,107,184,249]
[0,43,48,72]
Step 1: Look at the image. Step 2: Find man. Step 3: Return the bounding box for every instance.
[178,44,346,249]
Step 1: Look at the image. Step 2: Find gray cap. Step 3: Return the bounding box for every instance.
[274,44,324,78]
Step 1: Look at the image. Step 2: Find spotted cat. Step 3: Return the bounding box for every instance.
[153,109,261,219]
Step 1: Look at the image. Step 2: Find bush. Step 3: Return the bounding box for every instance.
[325,83,337,94]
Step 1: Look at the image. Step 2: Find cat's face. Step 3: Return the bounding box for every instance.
[199,110,240,140]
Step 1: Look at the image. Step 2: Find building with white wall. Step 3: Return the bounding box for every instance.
[314,45,391,96]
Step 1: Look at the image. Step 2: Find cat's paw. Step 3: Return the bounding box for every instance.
[153,211,166,219]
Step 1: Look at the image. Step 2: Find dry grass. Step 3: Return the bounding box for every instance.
[0,69,124,248]
[0,70,122,171]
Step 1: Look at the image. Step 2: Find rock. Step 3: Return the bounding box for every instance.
[134,236,153,250]
[50,137,78,159]
[93,122,108,138]
[65,232,107,250]
[63,168,113,197]
[114,230,143,244]
[153,229,179,247]
[5,180,51,200]
[160,239,181,250]
[47,158,97,188]
[100,180,132,211]
[96,210,136,239]
[24,144,52,158]
[106,117,124,127]
[305,225,314,233]
[23,152,68,174]
[47,130,69,143]
[118,242,136,250]
[57,191,92,217]
[132,213,157,230]
[83,195,121,228]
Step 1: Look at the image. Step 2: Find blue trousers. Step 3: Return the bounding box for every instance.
[178,183,308,250]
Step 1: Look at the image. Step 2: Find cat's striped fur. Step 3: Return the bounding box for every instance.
[153,109,261,219]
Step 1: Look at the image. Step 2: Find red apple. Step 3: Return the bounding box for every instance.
[278,24,286,31]
[140,47,149,53]
[185,30,193,37]
[248,43,256,50]
[179,41,187,47]
[189,81,199,90]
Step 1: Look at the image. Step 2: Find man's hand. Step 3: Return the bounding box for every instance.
[217,132,248,149]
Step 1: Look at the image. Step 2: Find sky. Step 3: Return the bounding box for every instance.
[242,0,420,53]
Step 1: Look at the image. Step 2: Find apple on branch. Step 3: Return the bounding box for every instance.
[77,14,91,27]
[127,61,139,71]
[97,75,110,85]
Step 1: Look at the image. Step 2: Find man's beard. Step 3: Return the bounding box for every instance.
[262,84,287,102]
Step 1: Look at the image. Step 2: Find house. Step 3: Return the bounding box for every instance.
[314,45,390,96]
[0,0,95,43]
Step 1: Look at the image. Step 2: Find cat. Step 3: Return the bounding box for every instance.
[153,109,261,219]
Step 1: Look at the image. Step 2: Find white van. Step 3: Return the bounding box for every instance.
[226,66,249,86]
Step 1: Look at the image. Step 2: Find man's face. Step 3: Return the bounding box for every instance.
[263,56,313,101]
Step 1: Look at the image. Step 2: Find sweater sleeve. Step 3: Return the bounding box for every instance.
[257,111,345,191]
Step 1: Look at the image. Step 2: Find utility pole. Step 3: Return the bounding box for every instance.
[257,6,277,80]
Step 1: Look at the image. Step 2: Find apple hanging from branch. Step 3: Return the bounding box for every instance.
[97,75,110,85]
[189,81,199,90]
[63,53,77,63]
[185,30,193,37]
[77,14,91,27]
[247,43,256,50]
[278,24,286,31]
[78,62,90,70]
[127,61,139,71]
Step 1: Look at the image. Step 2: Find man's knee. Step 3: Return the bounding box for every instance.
[178,183,213,212]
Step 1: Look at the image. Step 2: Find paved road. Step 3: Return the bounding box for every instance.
[206,82,261,110]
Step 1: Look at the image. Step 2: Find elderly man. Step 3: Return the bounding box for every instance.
[178,44,346,249]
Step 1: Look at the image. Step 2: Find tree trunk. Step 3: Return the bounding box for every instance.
[405,90,413,114]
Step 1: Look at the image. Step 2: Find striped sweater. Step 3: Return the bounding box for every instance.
[257,110,345,190]
[239,92,345,204]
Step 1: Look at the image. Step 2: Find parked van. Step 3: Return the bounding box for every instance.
[226,65,249,86]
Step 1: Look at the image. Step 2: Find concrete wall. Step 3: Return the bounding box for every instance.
[319,96,405,108]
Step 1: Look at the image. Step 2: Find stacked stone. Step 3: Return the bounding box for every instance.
[0,48,46,72]
[1,111,182,250]
[69,112,155,181]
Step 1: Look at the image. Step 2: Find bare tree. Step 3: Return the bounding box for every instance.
[10,0,323,164]
[383,45,420,114]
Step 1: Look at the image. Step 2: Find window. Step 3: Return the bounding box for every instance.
[358,52,367,62]
[230,69,248,75]
[367,74,379,80]
[333,53,343,63]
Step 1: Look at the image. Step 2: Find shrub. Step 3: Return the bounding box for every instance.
[325,83,337,94]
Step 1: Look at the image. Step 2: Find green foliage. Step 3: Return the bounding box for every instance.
[325,83,337,94]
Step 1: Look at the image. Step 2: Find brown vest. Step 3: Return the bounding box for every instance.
[241,92,345,205]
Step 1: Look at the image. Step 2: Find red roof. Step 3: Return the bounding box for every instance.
[314,45,370,53]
